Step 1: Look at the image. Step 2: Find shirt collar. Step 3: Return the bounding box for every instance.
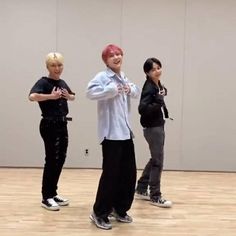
[106,67,125,81]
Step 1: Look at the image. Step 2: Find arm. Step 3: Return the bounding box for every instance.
[29,87,62,102]
[60,80,75,101]
[29,93,54,102]
[61,88,75,101]
[86,75,119,101]
[126,82,140,99]
[67,94,75,101]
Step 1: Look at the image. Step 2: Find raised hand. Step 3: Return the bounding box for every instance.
[51,87,62,99]
[117,84,123,94]
[123,84,131,95]
[61,88,70,99]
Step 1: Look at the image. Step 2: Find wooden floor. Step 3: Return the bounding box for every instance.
[0,168,235,236]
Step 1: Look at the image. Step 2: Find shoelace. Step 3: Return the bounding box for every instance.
[47,198,58,205]
[54,196,64,201]
[158,198,167,204]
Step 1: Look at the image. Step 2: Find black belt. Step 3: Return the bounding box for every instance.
[43,116,72,122]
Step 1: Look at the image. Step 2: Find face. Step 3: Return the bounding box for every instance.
[106,51,123,73]
[147,62,162,81]
[47,60,64,80]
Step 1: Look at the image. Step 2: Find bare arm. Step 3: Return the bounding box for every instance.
[29,87,62,102]
[61,88,75,101]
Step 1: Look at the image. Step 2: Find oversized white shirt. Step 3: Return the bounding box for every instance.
[86,68,140,143]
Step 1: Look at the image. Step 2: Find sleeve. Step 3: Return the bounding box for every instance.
[29,78,45,95]
[127,82,140,99]
[86,74,118,101]
[62,80,75,95]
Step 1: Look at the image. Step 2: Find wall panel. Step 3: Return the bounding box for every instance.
[0,0,235,171]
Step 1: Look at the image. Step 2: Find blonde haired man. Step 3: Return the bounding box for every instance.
[29,52,75,211]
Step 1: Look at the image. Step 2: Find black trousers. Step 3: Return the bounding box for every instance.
[39,119,68,200]
[93,139,137,218]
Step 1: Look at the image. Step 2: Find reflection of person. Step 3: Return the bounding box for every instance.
[135,57,172,208]
[86,44,140,230]
[29,52,75,211]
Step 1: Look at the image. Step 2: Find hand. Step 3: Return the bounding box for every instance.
[51,87,62,99]
[159,89,165,96]
[117,84,123,94]
[61,88,70,99]
[123,84,131,95]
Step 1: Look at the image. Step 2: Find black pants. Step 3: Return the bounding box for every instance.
[39,119,68,200]
[93,139,137,218]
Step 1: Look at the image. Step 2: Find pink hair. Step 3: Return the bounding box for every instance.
[101,44,123,63]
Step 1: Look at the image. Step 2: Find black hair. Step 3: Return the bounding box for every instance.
[143,57,162,74]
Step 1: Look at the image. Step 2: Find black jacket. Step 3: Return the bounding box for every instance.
[138,79,169,128]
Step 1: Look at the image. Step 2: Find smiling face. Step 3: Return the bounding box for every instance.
[147,62,162,81]
[106,51,123,74]
[102,44,123,74]
[143,58,162,83]
[47,60,64,80]
[45,52,64,80]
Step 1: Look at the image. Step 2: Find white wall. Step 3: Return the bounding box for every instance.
[0,0,235,171]
[182,0,236,170]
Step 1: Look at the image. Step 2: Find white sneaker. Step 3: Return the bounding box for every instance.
[53,195,69,206]
[150,197,172,208]
[41,198,60,211]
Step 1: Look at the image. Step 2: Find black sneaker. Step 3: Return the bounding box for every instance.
[53,195,69,206]
[110,210,133,223]
[89,212,112,230]
[135,190,150,201]
[41,198,60,211]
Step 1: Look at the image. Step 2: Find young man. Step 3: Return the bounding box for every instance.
[135,57,172,208]
[86,44,139,230]
[29,52,75,211]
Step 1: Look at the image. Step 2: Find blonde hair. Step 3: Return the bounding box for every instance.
[45,52,64,65]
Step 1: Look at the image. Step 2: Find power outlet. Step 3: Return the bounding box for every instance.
[84,149,89,157]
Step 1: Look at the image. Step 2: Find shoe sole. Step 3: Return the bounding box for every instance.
[150,202,172,208]
[41,203,60,211]
[89,214,112,230]
[116,218,133,223]
[56,201,69,206]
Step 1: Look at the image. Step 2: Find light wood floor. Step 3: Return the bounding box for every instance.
[0,168,235,236]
